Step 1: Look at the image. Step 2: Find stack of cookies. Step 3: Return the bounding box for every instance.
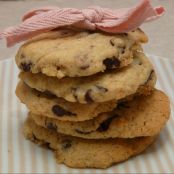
[16,28,170,168]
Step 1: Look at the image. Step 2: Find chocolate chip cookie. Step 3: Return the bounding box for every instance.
[16,82,117,121]
[16,28,147,78]
[29,89,170,139]
[19,51,155,103]
[24,116,156,168]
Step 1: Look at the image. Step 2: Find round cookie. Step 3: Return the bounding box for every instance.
[30,89,170,139]
[16,28,148,79]
[16,82,117,121]
[19,51,156,103]
[24,116,156,169]
[16,78,154,122]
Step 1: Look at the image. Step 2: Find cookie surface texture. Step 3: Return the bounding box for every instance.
[16,29,148,78]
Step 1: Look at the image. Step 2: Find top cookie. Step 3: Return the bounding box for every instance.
[15,28,148,78]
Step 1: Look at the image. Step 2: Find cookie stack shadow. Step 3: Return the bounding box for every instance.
[15,29,170,168]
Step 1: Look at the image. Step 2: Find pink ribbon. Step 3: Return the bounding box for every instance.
[0,0,165,47]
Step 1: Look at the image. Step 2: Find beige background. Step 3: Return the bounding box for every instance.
[0,0,173,60]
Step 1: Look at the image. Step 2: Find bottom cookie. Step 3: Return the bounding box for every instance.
[24,117,156,169]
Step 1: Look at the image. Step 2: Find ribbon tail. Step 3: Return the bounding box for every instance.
[0,9,84,47]
[146,6,165,21]
[96,0,165,33]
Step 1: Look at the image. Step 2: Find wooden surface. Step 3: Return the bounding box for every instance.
[0,0,173,60]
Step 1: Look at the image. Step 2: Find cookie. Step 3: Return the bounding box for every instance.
[30,89,170,139]
[24,116,156,168]
[16,77,154,122]
[16,28,147,79]
[19,51,156,103]
[16,82,117,121]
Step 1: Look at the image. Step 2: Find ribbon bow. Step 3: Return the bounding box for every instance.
[0,0,165,47]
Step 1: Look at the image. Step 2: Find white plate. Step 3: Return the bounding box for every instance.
[0,55,174,173]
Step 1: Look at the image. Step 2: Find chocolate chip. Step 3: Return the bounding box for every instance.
[46,122,57,131]
[85,89,93,103]
[61,139,72,150]
[110,39,115,46]
[95,85,108,93]
[75,129,93,135]
[52,105,76,117]
[20,62,32,72]
[97,114,118,132]
[80,64,90,70]
[103,57,120,70]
